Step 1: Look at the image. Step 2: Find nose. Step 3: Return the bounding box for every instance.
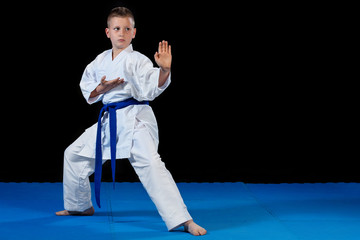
[119,28,125,36]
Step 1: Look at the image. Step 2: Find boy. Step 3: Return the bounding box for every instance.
[55,7,206,236]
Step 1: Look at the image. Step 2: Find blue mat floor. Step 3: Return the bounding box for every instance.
[0,182,359,240]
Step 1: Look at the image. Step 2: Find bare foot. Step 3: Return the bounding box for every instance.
[184,220,207,236]
[55,206,95,216]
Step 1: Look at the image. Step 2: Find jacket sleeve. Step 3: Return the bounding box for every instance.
[125,53,171,101]
[79,60,104,104]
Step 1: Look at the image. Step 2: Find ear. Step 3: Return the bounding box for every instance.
[132,28,136,39]
[105,28,110,38]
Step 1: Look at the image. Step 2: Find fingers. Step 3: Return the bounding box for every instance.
[158,42,162,53]
[108,78,124,90]
[164,41,168,53]
[111,77,122,85]
[101,77,124,86]
[158,40,171,54]
[162,41,166,53]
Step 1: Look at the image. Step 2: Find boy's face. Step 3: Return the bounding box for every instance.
[105,17,136,51]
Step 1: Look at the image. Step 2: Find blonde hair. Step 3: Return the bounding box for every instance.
[107,7,135,27]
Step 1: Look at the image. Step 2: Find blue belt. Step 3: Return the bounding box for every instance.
[95,98,149,208]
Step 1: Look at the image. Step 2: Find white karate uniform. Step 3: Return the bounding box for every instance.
[63,44,192,230]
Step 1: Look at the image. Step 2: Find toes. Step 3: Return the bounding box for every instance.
[55,210,70,216]
[55,207,94,216]
[184,221,207,236]
[199,228,207,235]
[195,227,207,236]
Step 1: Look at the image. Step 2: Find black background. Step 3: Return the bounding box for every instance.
[1,1,357,183]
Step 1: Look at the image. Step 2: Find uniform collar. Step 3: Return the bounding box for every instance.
[111,44,133,61]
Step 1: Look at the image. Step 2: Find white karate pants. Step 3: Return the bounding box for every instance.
[63,121,192,230]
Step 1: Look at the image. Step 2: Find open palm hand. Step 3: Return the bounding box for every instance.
[154,40,172,72]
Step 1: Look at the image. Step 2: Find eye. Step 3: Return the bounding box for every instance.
[113,27,120,31]
[125,28,130,31]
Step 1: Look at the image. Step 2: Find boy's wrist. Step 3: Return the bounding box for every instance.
[90,86,100,98]
[160,67,171,73]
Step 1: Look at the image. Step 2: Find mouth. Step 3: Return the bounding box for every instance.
[118,39,125,42]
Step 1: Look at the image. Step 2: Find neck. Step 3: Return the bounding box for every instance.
[112,48,123,60]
